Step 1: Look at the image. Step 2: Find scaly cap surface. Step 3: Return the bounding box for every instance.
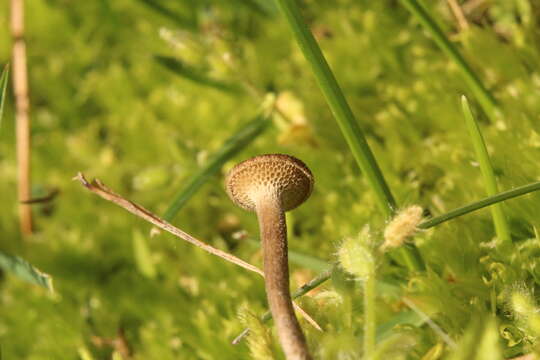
[226,154,313,212]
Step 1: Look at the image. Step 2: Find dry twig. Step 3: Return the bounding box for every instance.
[74,172,321,333]
[91,327,132,359]
[447,0,470,31]
[462,0,488,15]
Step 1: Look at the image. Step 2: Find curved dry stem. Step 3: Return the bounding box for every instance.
[255,193,311,360]
[74,173,321,334]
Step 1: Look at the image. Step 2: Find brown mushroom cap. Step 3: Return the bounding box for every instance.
[226,154,313,212]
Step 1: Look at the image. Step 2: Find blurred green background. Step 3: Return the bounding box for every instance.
[1,0,540,358]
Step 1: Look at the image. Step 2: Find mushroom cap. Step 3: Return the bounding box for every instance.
[226,154,313,212]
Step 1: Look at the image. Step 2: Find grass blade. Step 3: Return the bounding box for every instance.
[0,64,8,130]
[133,229,157,279]
[274,0,395,217]
[400,0,499,122]
[0,251,53,291]
[229,0,272,16]
[155,55,243,94]
[274,0,424,271]
[162,105,273,221]
[136,0,196,30]
[461,96,510,243]
[376,310,424,342]
[418,181,540,229]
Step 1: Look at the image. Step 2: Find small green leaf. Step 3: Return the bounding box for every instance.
[232,0,275,16]
[447,318,502,360]
[133,229,157,279]
[474,319,502,360]
[155,55,242,94]
[77,347,95,360]
[376,310,424,342]
[135,0,196,29]
[0,251,53,292]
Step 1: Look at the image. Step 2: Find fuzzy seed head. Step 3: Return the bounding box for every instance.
[338,230,375,281]
[382,205,423,250]
[512,292,533,317]
[510,289,540,337]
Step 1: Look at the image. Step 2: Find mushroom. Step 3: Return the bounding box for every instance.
[226,154,313,360]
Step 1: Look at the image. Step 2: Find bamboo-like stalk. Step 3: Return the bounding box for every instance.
[446,0,469,31]
[11,0,32,235]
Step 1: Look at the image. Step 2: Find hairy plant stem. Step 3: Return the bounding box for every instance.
[417,181,540,229]
[256,192,311,360]
[363,265,376,359]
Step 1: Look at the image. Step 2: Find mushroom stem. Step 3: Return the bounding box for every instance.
[225,154,314,358]
[255,193,311,360]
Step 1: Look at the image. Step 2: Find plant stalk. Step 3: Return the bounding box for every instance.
[418,181,540,229]
[363,264,376,359]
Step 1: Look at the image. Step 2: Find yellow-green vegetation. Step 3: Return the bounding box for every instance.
[1,0,540,359]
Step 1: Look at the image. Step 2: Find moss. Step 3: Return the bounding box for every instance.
[1,0,540,358]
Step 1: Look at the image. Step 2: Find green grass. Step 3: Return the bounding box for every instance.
[274,0,396,217]
[400,0,500,122]
[155,55,244,94]
[0,64,8,130]
[274,0,424,272]
[1,0,540,359]
[461,96,510,244]
[162,103,273,222]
